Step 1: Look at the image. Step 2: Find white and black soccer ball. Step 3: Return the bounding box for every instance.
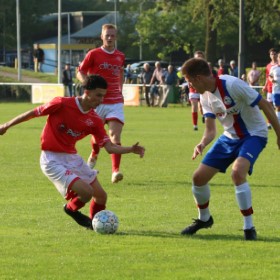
[92,210,119,234]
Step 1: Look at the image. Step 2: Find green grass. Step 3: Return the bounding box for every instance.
[0,103,279,280]
[0,66,58,83]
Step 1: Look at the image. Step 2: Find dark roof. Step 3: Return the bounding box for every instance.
[71,13,116,39]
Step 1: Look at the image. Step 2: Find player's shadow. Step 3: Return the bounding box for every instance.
[116,230,280,242]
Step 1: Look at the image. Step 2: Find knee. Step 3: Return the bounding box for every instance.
[192,170,207,186]
[231,169,246,186]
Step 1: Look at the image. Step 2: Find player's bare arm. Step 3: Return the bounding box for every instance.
[192,118,216,160]
[258,98,280,149]
[104,141,145,158]
[0,109,36,135]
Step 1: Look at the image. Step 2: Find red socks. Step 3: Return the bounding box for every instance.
[111,143,121,172]
[89,200,106,219]
[66,196,85,212]
[192,112,198,126]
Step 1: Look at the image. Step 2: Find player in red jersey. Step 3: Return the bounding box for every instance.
[188,51,205,130]
[77,24,126,183]
[262,48,278,129]
[0,75,145,230]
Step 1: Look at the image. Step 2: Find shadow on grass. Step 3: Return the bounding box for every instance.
[116,230,280,242]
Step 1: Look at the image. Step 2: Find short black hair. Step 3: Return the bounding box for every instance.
[84,75,107,90]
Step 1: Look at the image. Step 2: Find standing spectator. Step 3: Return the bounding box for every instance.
[247,61,261,92]
[139,63,153,107]
[0,75,145,229]
[263,48,278,129]
[229,60,238,77]
[33,43,44,72]
[77,24,126,184]
[161,65,178,107]
[180,58,280,240]
[217,58,228,76]
[269,52,280,123]
[124,64,133,84]
[188,50,205,130]
[149,61,165,106]
[62,63,73,97]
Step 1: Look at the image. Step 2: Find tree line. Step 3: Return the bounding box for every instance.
[0,0,279,66]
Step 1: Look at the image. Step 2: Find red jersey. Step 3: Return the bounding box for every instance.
[189,85,197,93]
[78,47,125,104]
[34,97,110,154]
[265,62,277,93]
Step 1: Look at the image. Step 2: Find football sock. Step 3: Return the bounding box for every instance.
[235,182,254,230]
[111,143,121,172]
[192,184,211,222]
[89,200,106,219]
[66,196,86,212]
[192,112,198,126]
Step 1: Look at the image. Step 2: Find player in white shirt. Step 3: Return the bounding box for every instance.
[180,58,280,240]
[269,52,280,123]
[0,75,145,230]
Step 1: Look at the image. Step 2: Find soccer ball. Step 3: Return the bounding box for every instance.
[92,210,119,234]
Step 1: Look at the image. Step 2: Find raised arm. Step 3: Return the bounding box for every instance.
[0,109,36,135]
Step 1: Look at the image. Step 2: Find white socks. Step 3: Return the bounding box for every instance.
[235,182,254,230]
[192,184,211,222]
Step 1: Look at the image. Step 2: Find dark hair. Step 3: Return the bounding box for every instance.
[269,48,277,54]
[181,58,211,77]
[84,75,107,90]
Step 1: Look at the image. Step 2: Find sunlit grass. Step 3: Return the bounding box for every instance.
[0,103,279,280]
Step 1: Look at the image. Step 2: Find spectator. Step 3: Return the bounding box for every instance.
[139,63,153,107]
[161,65,178,107]
[124,64,133,84]
[247,62,261,92]
[62,63,73,97]
[263,48,278,129]
[217,59,228,76]
[149,61,165,106]
[33,43,44,72]
[229,60,238,77]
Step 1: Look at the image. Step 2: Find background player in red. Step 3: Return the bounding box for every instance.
[0,75,145,230]
[77,24,126,183]
[188,50,205,130]
[262,48,278,129]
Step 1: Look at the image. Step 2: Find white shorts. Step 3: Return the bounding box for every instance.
[96,103,124,124]
[189,92,200,100]
[40,151,98,199]
[267,92,273,103]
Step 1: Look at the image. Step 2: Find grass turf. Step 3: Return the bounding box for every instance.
[0,103,279,280]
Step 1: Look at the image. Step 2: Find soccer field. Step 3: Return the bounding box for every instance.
[0,103,279,279]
